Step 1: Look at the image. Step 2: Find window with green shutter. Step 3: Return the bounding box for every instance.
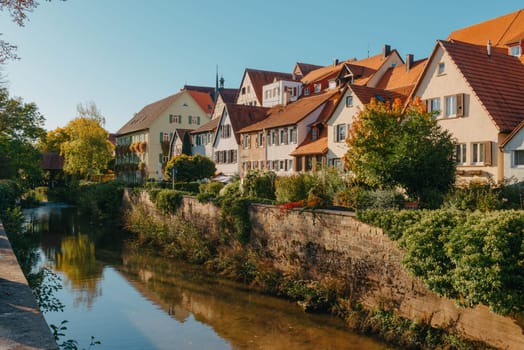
[197,116,201,125]
[188,115,192,125]
[160,132,163,143]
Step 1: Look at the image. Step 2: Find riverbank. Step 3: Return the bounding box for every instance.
[123,189,524,350]
[0,221,57,350]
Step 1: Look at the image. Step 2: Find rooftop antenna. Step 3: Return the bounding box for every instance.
[367,43,370,58]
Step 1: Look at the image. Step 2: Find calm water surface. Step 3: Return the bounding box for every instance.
[25,203,394,350]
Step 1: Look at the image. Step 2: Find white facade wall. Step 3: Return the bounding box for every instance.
[265,105,324,175]
[191,131,214,158]
[262,80,302,107]
[503,131,524,181]
[236,75,259,106]
[327,89,363,167]
[413,46,500,182]
[214,110,240,175]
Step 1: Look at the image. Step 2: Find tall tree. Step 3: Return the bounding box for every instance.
[0,87,45,185]
[344,98,456,207]
[76,101,105,126]
[60,117,113,179]
[38,126,69,153]
[0,0,63,63]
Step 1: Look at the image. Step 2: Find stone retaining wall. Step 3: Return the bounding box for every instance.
[0,222,58,350]
[127,191,524,350]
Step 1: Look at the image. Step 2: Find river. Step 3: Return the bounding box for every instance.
[24,203,394,350]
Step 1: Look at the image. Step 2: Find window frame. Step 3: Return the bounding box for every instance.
[454,143,467,165]
[445,95,457,118]
[471,142,485,165]
[513,150,524,167]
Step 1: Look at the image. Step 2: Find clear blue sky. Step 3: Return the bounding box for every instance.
[1,1,521,133]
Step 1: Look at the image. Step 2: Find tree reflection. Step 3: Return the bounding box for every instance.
[55,234,103,309]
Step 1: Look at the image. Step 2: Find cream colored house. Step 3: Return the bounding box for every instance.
[116,88,214,182]
[236,68,293,106]
[501,120,524,181]
[411,39,524,183]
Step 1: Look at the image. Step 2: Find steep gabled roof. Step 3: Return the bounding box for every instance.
[117,92,183,135]
[191,117,220,134]
[374,58,427,96]
[187,90,215,115]
[218,88,239,103]
[239,68,293,104]
[223,104,269,143]
[301,61,347,84]
[439,40,524,132]
[447,9,524,47]
[294,62,323,77]
[239,90,338,133]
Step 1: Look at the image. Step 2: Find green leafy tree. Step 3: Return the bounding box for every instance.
[38,126,70,153]
[60,117,113,179]
[0,87,45,186]
[164,154,215,182]
[181,132,191,155]
[344,98,455,207]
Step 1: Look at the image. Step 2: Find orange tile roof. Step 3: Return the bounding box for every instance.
[350,85,407,106]
[375,59,427,94]
[187,90,215,115]
[447,9,524,47]
[117,91,184,135]
[295,62,323,77]
[290,135,328,156]
[224,104,269,143]
[239,90,338,133]
[191,117,220,134]
[300,61,346,84]
[440,40,524,132]
[242,68,293,104]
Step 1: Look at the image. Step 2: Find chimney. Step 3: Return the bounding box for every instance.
[406,54,414,72]
[487,40,492,57]
[382,44,391,59]
[333,58,339,66]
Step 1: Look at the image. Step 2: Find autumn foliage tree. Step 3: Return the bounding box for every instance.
[60,117,113,179]
[344,98,456,207]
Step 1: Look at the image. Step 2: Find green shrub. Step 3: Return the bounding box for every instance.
[155,189,183,214]
[173,182,199,194]
[355,188,405,210]
[356,209,422,240]
[199,181,225,196]
[275,174,311,203]
[443,182,502,211]
[243,170,276,200]
[71,180,125,223]
[0,179,20,213]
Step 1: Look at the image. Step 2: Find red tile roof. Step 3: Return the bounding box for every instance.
[187,90,215,115]
[218,88,239,104]
[439,40,524,132]
[40,152,64,170]
[224,104,269,143]
[448,9,524,48]
[239,90,339,133]
[374,58,427,95]
[117,92,183,135]
[241,69,293,104]
[191,117,220,134]
[294,62,323,77]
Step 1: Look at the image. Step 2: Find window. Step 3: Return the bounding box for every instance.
[220,124,231,138]
[472,143,485,164]
[160,132,170,142]
[243,134,250,149]
[330,158,342,169]
[280,129,287,145]
[279,160,285,171]
[438,62,445,75]
[312,127,319,141]
[289,127,297,144]
[514,150,524,166]
[335,124,347,142]
[241,87,246,95]
[510,45,522,57]
[445,95,457,117]
[328,80,337,89]
[304,87,310,96]
[257,132,263,147]
[314,84,321,93]
[427,98,441,118]
[247,86,251,93]
[346,95,353,107]
[287,159,293,171]
[454,143,466,165]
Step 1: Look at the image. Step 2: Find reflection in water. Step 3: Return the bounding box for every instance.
[120,249,393,350]
[55,234,103,309]
[26,204,393,350]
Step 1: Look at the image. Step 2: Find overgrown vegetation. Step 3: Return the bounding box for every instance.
[357,208,524,315]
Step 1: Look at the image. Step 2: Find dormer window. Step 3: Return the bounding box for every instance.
[328,80,337,90]
[314,84,321,93]
[312,127,319,141]
[509,45,522,57]
[304,87,310,96]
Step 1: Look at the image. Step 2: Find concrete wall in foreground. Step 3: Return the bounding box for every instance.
[0,222,58,350]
